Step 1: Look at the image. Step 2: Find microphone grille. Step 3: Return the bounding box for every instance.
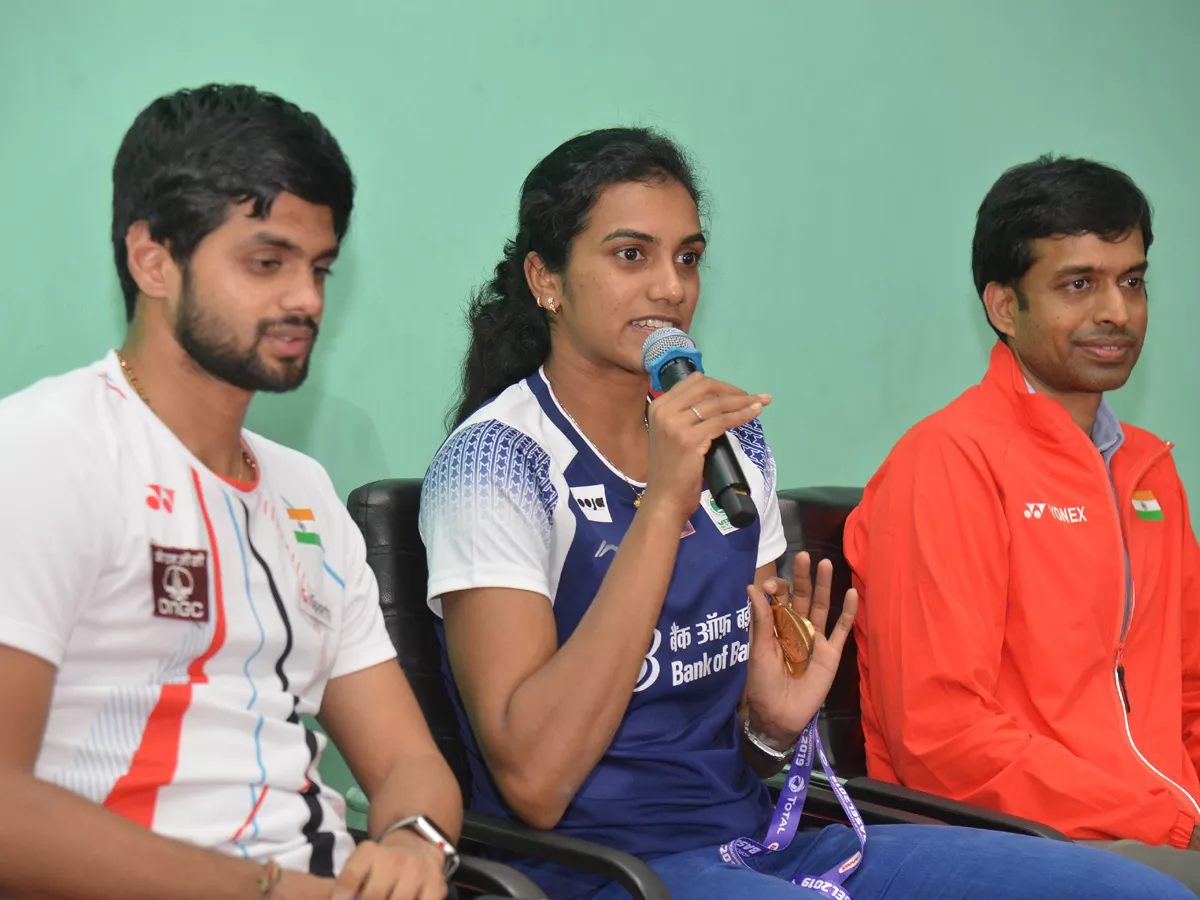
[641,327,697,373]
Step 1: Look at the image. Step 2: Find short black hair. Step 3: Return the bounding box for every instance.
[112,83,355,321]
[971,154,1153,340]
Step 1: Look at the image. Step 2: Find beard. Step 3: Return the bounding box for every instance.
[175,275,319,394]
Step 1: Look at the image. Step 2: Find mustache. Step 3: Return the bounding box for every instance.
[257,316,320,338]
[1073,327,1138,343]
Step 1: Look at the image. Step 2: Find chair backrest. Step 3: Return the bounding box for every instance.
[346,478,473,795]
[775,487,866,777]
[346,479,868,789]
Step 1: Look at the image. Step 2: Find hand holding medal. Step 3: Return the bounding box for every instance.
[743,551,859,740]
[724,556,866,896]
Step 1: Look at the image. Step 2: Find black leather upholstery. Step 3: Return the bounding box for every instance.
[775,487,866,777]
[347,478,471,793]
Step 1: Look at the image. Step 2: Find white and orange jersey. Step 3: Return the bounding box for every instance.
[0,352,397,874]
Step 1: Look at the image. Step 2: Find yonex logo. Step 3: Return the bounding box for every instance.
[788,775,805,793]
[1024,502,1087,523]
[146,484,175,513]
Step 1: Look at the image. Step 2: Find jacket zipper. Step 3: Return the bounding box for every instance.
[1103,442,1200,816]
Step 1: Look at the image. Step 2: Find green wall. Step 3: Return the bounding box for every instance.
[3,0,1198,798]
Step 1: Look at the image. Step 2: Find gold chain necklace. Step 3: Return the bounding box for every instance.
[557,401,650,509]
[114,350,257,483]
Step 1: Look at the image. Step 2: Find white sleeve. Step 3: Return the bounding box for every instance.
[0,413,113,666]
[756,482,787,569]
[320,473,397,680]
[729,419,787,568]
[419,420,557,612]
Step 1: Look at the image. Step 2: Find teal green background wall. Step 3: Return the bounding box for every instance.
[3,0,1198,805]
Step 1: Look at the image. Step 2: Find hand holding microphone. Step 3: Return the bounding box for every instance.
[640,328,768,529]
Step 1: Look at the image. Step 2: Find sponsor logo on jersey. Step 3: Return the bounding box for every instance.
[150,543,209,622]
[1024,502,1087,523]
[571,485,613,523]
[145,484,175,513]
[700,490,738,535]
[595,540,619,559]
[633,628,662,692]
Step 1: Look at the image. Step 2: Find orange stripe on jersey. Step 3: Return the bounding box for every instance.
[286,508,314,521]
[103,469,229,827]
[230,784,271,844]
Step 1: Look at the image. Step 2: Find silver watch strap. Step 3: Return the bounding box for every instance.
[742,714,798,761]
[378,815,460,879]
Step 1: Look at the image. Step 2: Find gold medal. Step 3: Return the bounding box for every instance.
[771,602,817,678]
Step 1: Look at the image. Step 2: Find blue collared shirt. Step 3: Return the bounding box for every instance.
[1024,377,1125,467]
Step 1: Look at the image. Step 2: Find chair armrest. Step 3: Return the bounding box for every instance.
[765,769,944,828]
[843,776,1069,841]
[463,811,671,900]
[801,781,945,827]
[454,856,547,899]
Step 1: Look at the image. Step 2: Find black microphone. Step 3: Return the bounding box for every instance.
[642,328,758,528]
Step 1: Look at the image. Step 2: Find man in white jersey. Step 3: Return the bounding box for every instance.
[0,84,462,900]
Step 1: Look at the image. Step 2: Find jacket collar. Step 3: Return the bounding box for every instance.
[981,340,1083,446]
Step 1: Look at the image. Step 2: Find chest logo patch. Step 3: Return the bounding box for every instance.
[571,485,613,523]
[151,544,209,622]
[700,490,738,535]
[1132,490,1164,522]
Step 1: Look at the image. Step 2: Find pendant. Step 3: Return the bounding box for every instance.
[634,492,642,509]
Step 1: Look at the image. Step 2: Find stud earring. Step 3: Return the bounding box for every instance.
[545,297,557,314]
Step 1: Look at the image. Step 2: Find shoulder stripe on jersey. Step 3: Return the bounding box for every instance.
[226,495,269,849]
[242,502,336,876]
[103,468,229,827]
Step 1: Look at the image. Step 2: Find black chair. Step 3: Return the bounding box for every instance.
[347,479,672,900]
[776,487,1069,841]
[348,479,1075,899]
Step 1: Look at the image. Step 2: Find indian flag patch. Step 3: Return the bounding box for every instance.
[1131,490,1163,521]
[287,507,322,545]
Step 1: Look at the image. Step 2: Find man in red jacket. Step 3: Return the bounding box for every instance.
[845,155,1200,891]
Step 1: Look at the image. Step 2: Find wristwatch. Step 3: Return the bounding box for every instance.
[743,714,798,761]
[379,815,460,878]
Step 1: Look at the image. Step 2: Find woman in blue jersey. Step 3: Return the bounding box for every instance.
[417,128,1192,900]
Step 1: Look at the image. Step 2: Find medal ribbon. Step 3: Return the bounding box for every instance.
[719,714,866,898]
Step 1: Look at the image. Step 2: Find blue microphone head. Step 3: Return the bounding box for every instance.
[642,327,704,393]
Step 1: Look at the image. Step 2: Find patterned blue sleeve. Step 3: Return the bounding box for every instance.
[420,420,560,607]
[730,418,777,494]
[729,418,786,567]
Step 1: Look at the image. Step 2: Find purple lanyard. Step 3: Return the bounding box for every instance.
[719,714,867,899]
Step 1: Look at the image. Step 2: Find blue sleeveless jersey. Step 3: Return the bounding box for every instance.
[420,370,787,898]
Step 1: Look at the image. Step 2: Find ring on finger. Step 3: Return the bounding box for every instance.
[690,405,704,422]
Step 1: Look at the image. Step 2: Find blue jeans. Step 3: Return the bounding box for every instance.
[588,824,1196,900]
